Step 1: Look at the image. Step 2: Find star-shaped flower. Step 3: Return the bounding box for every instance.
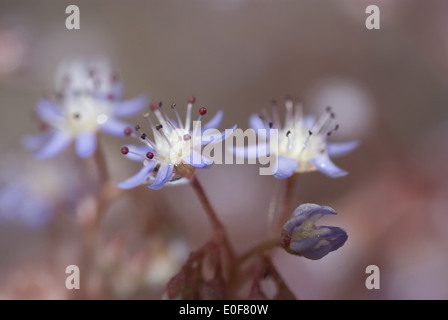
[118,96,235,190]
[234,97,359,178]
[23,57,149,159]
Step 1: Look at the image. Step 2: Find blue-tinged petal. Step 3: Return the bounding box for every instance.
[303,115,316,129]
[283,204,336,234]
[75,132,97,158]
[311,154,348,178]
[22,131,54,151]
[201,125,236,145]
[326,140,360,157]
[35,99,62,124]
[303,227,348,260]
[148,163,174,190]
[273,156,298,178]
[182,151,213,168]
[289,237,320,255]
[117,161,156,189]
[321,226,348,251]
[112,95,149,118]
[100,118,132,137]
[124,145,154,162]
[249,114,268,131]
[302,244,333,260]
[201,111,223,131]
[35,131,72,159]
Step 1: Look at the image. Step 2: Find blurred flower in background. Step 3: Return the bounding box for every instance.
[23,57,149,159]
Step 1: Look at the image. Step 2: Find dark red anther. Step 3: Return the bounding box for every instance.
[141,133,147,140]
[146,152,154,159]
[199,107,207,116]
[121,146,129,155]
[124,127,132,136]
[150,103,158,111]
[188,96,196,104]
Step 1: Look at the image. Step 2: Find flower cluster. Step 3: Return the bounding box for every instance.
[15,57,360,300]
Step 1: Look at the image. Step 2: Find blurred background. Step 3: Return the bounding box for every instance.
[0,0,448,299]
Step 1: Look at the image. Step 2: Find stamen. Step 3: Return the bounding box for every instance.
[146,152,154,159]
[133,123,157,151]
[171,102,184,130]
[294,97,303,128]
[301,130,313,151]
[270,100,281,129]
[199,107,207,116]
[152,102,168,128]
[286,130,292,152]
[313,106,335,135]
[156,124,173,147]
[326,124,339,138]
[121,146,129,155]
[261,108,273,128]
[185,96,195,132]
[188,96,196,104]
[183,134,191,141]
[285,96,294,129]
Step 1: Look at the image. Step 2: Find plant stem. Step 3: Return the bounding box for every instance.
[236,238,280,266]
[189,174,235,261]
[189,174,223,231]
[275,174,298,235]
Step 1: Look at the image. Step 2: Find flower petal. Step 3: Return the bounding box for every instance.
[75,132,97,158]
[117,161,156,189]
[22,131,54,151]
[303,115,316,129]
[182,151,213,168]
[249,114,268,131]
[34,131,72,159]
[302,226,348,260]
[35,99,62,125]
[112,95,149,118]
[201,111,223,131]
[289,237,320,255]
[311,154,348,178]
[148,163,174,190]
[273,156,298,178]
[100,118,133,137]
[326,140,360,157]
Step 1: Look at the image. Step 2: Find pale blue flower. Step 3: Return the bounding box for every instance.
[118,97,234,190]
[23,58,149,159]
[234,98,359,178]
[280,203,348,260]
